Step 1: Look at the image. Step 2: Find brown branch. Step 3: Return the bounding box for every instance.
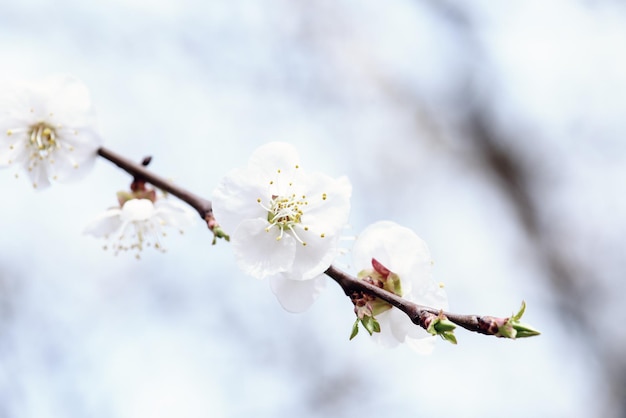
[96,146,537,340]
[97,146,213,223]
[325,265,507,336]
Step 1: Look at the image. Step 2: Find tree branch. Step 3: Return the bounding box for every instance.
[96,145,538,341]
[97,146,214,223]
[325,265,509,336]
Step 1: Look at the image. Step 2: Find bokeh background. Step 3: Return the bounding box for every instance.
[1,0,625,417]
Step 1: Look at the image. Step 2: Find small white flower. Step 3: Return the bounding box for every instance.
[0,75,102,188]
[352,221,448,354]
[213,142,352,289]
[84,198,195,258]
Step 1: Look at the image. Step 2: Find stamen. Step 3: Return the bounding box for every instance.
[288,225,307,246]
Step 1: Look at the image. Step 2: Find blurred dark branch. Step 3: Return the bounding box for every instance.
[412,0,622,413]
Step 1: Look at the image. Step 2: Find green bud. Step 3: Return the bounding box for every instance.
[349,319,360,340]
[512,322,541,338]
[425,314,458,345]
[349,315,381,340]
[362,315,381,336]
[211,225,231,245]
[496,301,541,339]
[434,317,457,333]
[440,331,458,345]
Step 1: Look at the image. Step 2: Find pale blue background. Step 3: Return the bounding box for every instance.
[1,1,625,417]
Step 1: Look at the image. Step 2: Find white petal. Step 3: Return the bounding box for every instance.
[286,232,340,281]
[50,129,101,183]
[247,142,300,177]
[212,167,269,233]
[408,280,449,311]
[371,310,401,349]
[405,335,437,355]
[232,219,297,279]
[26,160,51,189]
[120,199,155,222]
[353,221,433,294]
[300,174,352,234]
[35,75,98,127]
[269,274,326,313]
[0,136,27,167]
[84,208,123,237]
[154,199,196,228]
[387,307,432,343]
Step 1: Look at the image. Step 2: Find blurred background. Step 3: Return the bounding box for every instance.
[1,0,625,417]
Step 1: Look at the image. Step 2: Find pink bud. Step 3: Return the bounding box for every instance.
[371,258,391,278]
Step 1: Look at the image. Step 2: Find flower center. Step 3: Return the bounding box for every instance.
[267,194,303,227]
[260,193,309,245]
[28,122,58,158]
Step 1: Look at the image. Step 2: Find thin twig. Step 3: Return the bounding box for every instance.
[97,147,213,220]
[325,265,492,335]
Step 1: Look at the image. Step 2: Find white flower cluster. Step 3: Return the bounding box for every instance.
[0,76,450,353]
[214,143,449,353]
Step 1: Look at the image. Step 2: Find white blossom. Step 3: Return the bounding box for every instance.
[0,75,102,188]
[353,221,448,354]
[212,142,352,292]
[84,198,195,258]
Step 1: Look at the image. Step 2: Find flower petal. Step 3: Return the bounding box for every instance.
[300,174,352,234]
[84,208,123,237]
[270,274,326,313]
[247,142,301,178]
[232,219,297,279]
[212,167,269,233]
[286,233,341,281]
[26,160,51,189]
[370,311,401,349]
[405,335,437,355]
[353,221,433,294]
[154,199,196,229]
[120,199,155,222]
